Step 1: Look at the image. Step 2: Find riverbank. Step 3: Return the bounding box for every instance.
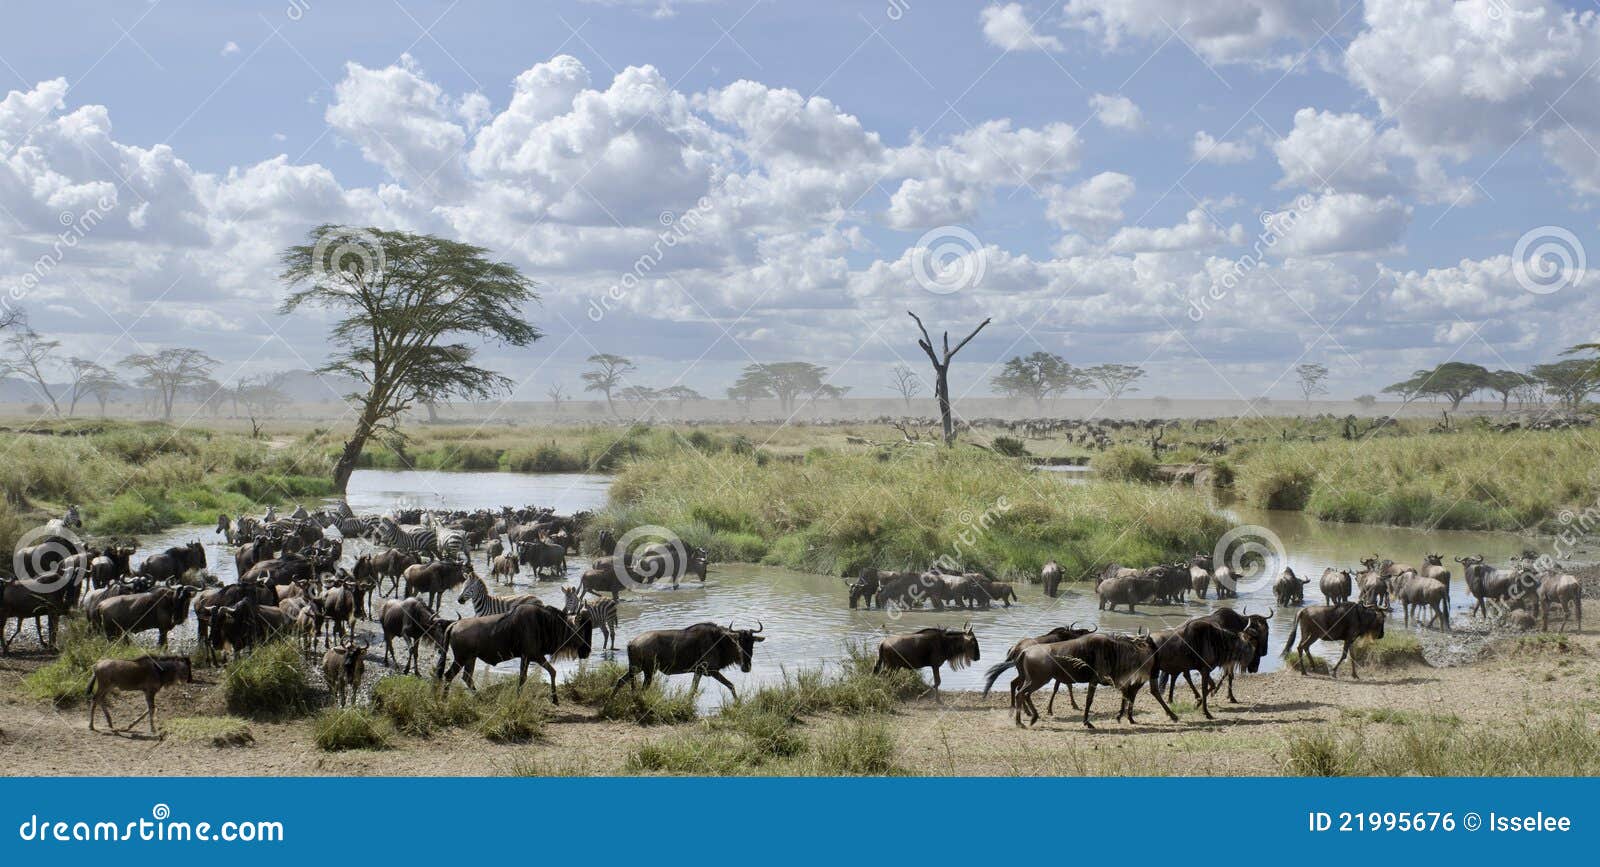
[3,631,1595,776]
[595,447,1226,580]
[0,420,334,547]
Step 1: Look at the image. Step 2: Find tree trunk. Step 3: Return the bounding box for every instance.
[935,372,954,445]
[333,413,376,494]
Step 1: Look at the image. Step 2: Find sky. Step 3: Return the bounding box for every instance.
[0,0,1596,406]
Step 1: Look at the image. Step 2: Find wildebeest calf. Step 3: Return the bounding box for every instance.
[873,625,979,697]
[87,655,192,734]
[322,641,368,707]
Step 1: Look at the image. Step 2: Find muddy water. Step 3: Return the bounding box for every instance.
[123,469,1537,710]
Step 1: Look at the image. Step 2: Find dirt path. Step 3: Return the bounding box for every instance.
[3,633,1596,777]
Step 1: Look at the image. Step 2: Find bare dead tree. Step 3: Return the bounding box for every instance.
[908,310,991,446]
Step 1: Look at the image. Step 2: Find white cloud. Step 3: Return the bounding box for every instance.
[1090,93,1143,130]
[1276,190,1411,256]
[1109,208,1245,252]
[221,41,240,56]
[1044,171,1135,234]
[981,3,1064,52]
[1063,0,1341,65]
[1191,130,1258,164]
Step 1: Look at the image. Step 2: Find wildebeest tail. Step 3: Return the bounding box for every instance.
[1280,611,1300,656]
[981,661,1015,696]
[85,670,97,698]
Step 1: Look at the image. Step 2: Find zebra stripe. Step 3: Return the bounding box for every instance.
[458,574,541,617]
[378,518,439,559]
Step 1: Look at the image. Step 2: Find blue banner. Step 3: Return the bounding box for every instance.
[1,777,1592,863]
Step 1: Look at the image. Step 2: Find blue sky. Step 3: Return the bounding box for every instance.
[0,0,1595,405]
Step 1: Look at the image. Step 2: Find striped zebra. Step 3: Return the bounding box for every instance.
[434,521,469,563]
[377,517,439,561]
[458,573,542,617]
[562,586,618,650]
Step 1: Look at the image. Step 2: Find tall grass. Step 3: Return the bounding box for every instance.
[1283,712,1600,775]
[312,708,394,751]
[560,661,699,724]
[0,421,333,541]
[22,620,152,705]
[598,447,1226,580]
[222,641,315,720]
[1233,429,1595,531]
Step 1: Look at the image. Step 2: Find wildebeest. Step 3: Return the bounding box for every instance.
[516,540,567,579]
[365,548,420,596]
[994,624,1096,711]
[403,560,471,610]
[375,597,448,674]
[322,640,368,707]
[1096,572,1158,613]
[86,655,192,734]
[1148,563,1190,604]
[91,585,197,648]
[1040,559,1064,598]
[138,542,206,582]
[985,632,1177,729]
[846,567,881,609]
[577,564,627,602]
[1274,566,1309,606]
[1319,568,1353,605]
[1356,569,1390,608]
[1420,553,1452,595]
[436,604,595,702]
[0,571,83,653]
[89,547,135,588]
[317,579,358,647]
[873,570,941,610]
[610,621,765,701]
[874,625,980,695]
[1189,562,1212,599]
[1282,602,1388,678]
[1456,554,1526,618]
[490,552,519,583]
[1149,619,1256,719]
[1194,608,1271,702]
[1395,572,1449,631]
[1539,572,1582,632]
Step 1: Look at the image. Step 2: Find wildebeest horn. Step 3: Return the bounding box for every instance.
[1086,624,1098,634]
[754,620,764,634]
[1068,620,1080,632]
[1266,608,1275,620]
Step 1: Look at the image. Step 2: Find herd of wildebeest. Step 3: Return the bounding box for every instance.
[0,500,1586,734]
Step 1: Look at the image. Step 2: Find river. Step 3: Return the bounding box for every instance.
[124,467,1541,709]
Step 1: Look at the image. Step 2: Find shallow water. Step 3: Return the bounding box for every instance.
[115,468,1542,710]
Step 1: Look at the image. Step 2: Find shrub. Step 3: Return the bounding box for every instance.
[1350,634,1427,668]
[371,675,479,736]
[991,436,1029,457]
[1093,445,1158,483]
[475,683,549,743]
[809,718,899,775]
[164,716,254,747]
[312,708,393,751]
[626,730,764,775]
[561,661,698,725]
[22,621,151,705]
[223,641,315,719]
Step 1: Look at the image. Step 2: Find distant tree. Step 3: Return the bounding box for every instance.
[991,351,1078,410]
[546,383,568,413]
[280,225,542,492]
[1483,369,1533,412]
[659,385,703,415]
[1532,358,1600,409]
[63,357,116,416]
[581,354,635,417]
[1353,394,1377,410]
[727,372,770,415]
[190,376,227,418]
[76,366,121,416]
[1294,362,1329,408]
[237,373,290,438]
[1382,362,1491,411]
[121,348,218,421]
[889,364,922,412]
[1083,363,1145,403]
[909,311,991,446]
[734,362,829,415]
[1,328,62,416]
[618,385,659,404]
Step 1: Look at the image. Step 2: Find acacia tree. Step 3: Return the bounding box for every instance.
[734,362,829,415]
[659,385,703,416]
[237,373,290,438]
[2,328,63,416]
[581,354,635,417]
[121,348,217,421]
[1483,370,1531,412]
[1294,362,1329,408]
[1083,363,1145,404]
[889,363,922,412]
[63,357,116,416]
[1533,356,1600,409]
[75,364,121,416]
[546,383,568,413]
[280,225,541,493]
[909,311,991,446]
[727,372,770,416]
[991,351,1077,410]
[1382,362,1490,411]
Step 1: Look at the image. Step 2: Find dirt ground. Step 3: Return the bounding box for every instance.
[3,629,1597,777]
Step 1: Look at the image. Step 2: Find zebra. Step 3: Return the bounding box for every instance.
[377,517,439,561]
[562,585,618,650]
[434,522,468,563]
[457,573,542,617]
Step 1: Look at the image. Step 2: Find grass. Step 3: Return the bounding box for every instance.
[312,707,394,751]
[561,661,700,724]
[222,641,315,720]
[0,420,332,546]
[806,718,900,775]
[370,675,480,736]
[1283,712,1600,775]
[1231,428,1599,531]
[597,446,1226,581]
[1350,634,1428,668]
[1092,444,1159,483]
[474,683,550,743]
[21,620,152,706]
[164,716,255,747]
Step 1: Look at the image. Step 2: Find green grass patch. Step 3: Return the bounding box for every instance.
[561,661,699,725]
[164,716,255,747]
[370,675,480,736]
[222,641,315,720]
[312,707,394,751]
[1092,444,1158,483]
[22,620,151,706]
[474,683,550,743]
[1350,634,1428,668]
[806,717,900,775]
[1284,712,1600,775]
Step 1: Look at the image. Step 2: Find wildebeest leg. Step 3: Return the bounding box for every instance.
[689,672,702,695]
[1066,683,1078,710]
[1081,683,1096,729]
[609,665,637,698]
[1147,674,1179,722]
[1332,640,1353,679]
[1182,671,1203,702]
[929,665,942,702]
[1197,671,1215,719]
[707,670,737,701]
[537,658,560,704]
[518,658,531,689]
[146,689,158,733]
